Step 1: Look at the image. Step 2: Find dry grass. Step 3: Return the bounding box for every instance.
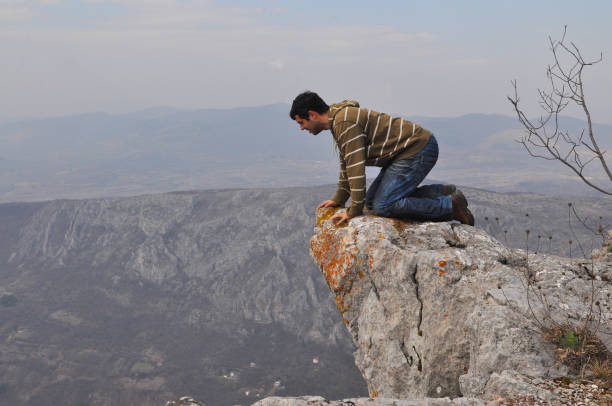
[543,324,611,388]
[592,358,612,388]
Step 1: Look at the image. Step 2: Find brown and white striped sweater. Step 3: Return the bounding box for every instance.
[328,100,432,218]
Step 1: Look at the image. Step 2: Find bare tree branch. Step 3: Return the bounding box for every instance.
[507,26,611,195]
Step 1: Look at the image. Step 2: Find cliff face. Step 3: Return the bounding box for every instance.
[2,186,609,406]
[8,190,347,344]
[0,188,368,406]
[309,207,611,401]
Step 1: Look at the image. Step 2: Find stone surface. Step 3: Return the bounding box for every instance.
[309,207,612,401]
[166,396,206,406]
[593,229,612,261]
[252,396,491,406]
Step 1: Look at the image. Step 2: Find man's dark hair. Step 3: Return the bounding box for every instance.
[289,91,329,120]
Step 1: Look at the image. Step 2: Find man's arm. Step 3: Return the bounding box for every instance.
[330,159,350,206]
[333,120,367,218]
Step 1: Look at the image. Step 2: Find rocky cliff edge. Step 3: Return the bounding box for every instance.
[254,208,611,405]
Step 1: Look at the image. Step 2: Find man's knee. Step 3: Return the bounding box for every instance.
[372,200,390,217]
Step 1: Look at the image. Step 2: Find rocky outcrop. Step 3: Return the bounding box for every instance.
[252,378,612,406]
[252,395,489,405]
[306,207,611,403]
[166,396,206,406]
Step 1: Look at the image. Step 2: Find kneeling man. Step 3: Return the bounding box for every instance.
[290,91,474,226]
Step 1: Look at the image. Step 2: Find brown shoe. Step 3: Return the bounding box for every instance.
[441,184,456,195]
[466,208,475,226]
[451,189,474,226]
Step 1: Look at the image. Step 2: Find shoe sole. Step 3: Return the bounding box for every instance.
[451,189,474,225]
[467,208,475,226]
[452,189,468,208]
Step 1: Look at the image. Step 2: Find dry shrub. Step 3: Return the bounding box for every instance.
[591,358,612,388]
[543,324,611,387]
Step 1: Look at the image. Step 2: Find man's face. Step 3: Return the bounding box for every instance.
[295,112,324,135]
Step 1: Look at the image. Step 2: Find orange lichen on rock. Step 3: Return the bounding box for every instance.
[315,206,343,227]
[335,295,345,312]
[311,208,360,297]
[389,217,413,234]
[439,260,447,267]
[370,391,379,398]
[439,270,445,277]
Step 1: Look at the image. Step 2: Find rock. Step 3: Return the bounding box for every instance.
[309,207,612,401]
[252,396,492,406]
[166,396,206,406]
[480,370,555,403]
[592,229,612,261]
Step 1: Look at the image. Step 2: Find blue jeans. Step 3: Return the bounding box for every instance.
[365,135,453,221]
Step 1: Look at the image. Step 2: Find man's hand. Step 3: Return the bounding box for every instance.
[317,200,338,209]
[316,200,348,225]
[330,211,349,226]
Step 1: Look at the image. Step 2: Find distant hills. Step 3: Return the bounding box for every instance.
[1,105,610,203]
[0,185,609,405]
[0,186,367,406]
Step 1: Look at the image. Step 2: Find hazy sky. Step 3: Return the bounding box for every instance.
[2,0,611,122]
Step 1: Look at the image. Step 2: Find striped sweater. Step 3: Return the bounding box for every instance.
[328,100,432,218]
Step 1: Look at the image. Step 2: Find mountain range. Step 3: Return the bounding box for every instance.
[0,185,610,405]
[1,104,610,405]
[1,105,610,203]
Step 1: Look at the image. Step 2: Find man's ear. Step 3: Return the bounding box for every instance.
[307,110,319,121]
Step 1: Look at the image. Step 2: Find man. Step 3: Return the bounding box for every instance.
[290,91,474,226]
